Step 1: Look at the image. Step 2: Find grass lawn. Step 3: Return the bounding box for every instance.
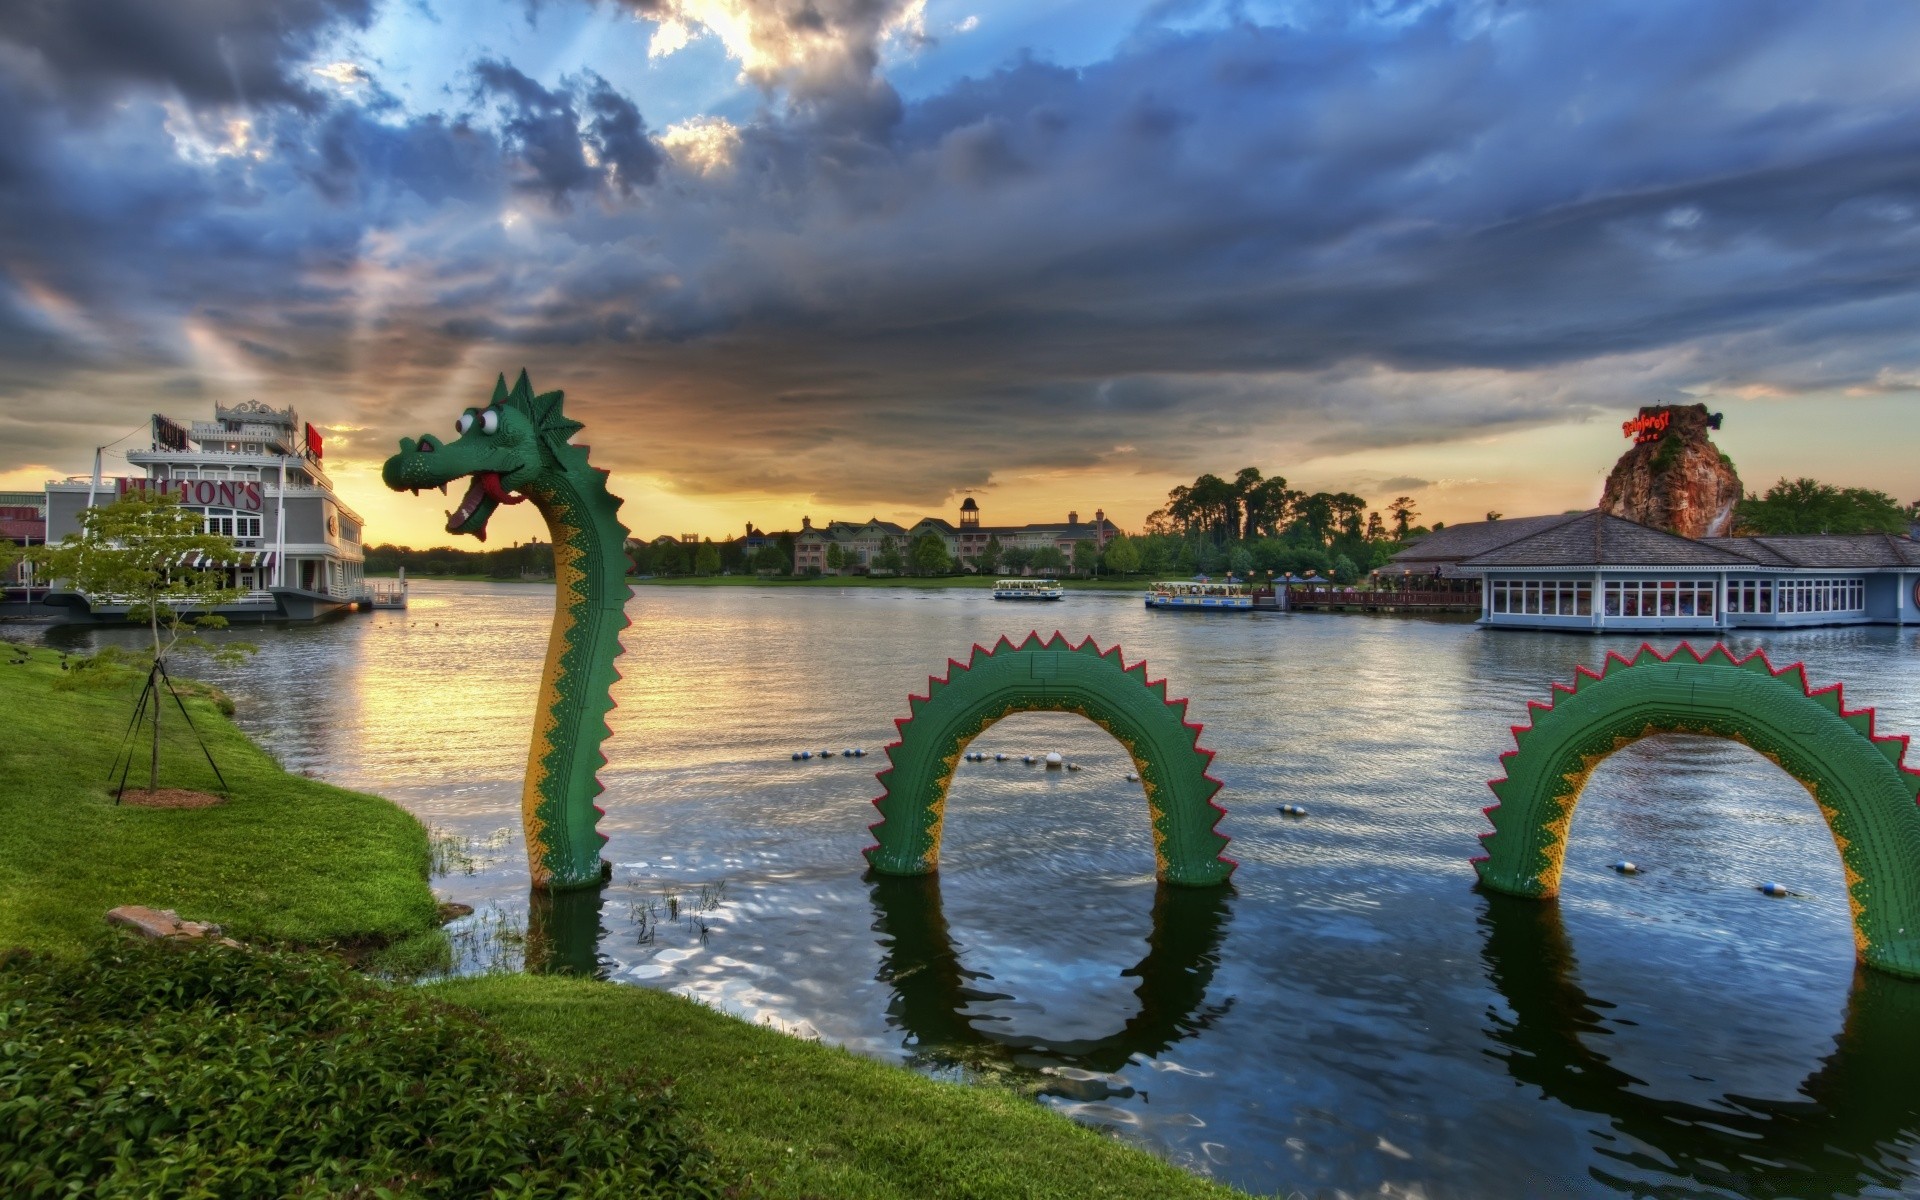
[0,639,1252,1198]
[0,641,438,954]
[438,973,1256,1200]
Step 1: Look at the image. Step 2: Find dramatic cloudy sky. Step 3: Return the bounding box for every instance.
[3,0,1918,545]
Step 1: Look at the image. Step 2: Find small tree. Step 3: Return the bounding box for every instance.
[1227,545,1254,578]
[693,540,722,576]
[1332,553,1359,584]
[999,545,1032,575]
[1388,497,1418,540]
[1102,534,1141,576]
[750,543,790,574]
[976,535,1002,575]
[1072,539,1098,577]
[909,532,950,576]
[825,542,845,572]
[1030,545,1068,574]
[31,490,253,795]
[874,536,905,574]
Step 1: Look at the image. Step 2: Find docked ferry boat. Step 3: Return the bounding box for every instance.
[36,402,395,623]
[1145,580,1254,611]
[994,577,1064,600]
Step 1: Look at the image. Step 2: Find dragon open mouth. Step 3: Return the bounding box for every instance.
[447,476,490,534]
[445,471,527,538]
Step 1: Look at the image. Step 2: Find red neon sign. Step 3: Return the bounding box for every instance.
[1622,411,1670,444]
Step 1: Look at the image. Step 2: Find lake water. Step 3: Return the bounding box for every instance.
[34,582,1920,1198]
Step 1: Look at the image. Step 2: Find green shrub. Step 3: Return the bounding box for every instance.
[0,941,725,1199]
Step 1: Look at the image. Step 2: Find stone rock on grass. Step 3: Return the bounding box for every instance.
[106,905,242,948]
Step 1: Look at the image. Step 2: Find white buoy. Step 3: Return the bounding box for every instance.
[842,749,854,757]
[799,750,812,760]
[1611,860,1639,875]
[792,752,803,761]
[1760,882,1790,897]
[1045,752,1064,769]
[995,753,1008,762]
[1279,804,1307,818]
[1024,755,1036,765]
[1066,762,1081,771]
[819,750,833,760]
[1125,772,1139,782]
[853,748,866,757]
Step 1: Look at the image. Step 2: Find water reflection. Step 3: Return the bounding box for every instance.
[870,873,1233,1093]
[525,885,609,977]
[1480,892,1920,1197]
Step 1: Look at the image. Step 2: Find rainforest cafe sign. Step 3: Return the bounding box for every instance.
[116,476,264,511]
[1622,410,1671,444]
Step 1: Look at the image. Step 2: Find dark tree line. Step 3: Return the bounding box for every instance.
[365,541,555,578]
[1140,467,1433,583]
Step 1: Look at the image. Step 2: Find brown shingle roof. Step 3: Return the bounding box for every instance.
[1388,513,1587,571]
[1703,534,1920,569]
[1460,512,1754,568]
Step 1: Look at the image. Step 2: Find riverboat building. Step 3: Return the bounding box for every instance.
[36,403,376,622]
[1390,510,1920,632]
[790,498,1119,575]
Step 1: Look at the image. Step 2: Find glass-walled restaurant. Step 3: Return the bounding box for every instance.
[1397,511,1920,633]
[1485,573,1886,629]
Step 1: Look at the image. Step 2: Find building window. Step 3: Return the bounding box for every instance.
[1602,579,1717,618]
[1759,577,1865,615]
[1491,579,1591,616]
[189,508,262,540]
[1726,580,1774,614]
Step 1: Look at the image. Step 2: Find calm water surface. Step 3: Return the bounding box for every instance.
[38,582,1920,1198]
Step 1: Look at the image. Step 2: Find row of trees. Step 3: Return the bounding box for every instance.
[364,541,556,579]
[619,466,1430,581]
[1736,479,1916,536]
[1150,467,1425,545]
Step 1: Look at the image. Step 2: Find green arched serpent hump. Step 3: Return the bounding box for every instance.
[1476,642,1920,978]
[864,631,1234,887]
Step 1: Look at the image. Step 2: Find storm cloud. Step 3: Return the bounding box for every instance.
[2,0,1919,514]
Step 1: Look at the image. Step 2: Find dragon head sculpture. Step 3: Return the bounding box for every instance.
[382,370,583,542]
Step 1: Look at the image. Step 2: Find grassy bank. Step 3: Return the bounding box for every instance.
[0,642,437,953]
[0,641,1254,1198]
[439,974,1251,1200]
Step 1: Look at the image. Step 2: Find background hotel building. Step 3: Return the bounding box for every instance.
[1392,511,1920,632]
[791,498,1119,574]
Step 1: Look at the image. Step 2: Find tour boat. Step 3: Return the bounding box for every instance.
[1145,580,1253,611]
[993,577,1064,600]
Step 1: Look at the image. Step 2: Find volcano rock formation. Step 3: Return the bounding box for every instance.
[1599,403,1742,538]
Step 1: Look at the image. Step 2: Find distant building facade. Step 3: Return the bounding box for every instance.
[0,490,45,596]
[1389,510,1920,631]
[791,499,1119,574]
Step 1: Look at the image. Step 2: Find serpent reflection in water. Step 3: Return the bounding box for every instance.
[1480,893,1920,1198]
[524,885,607,976]
[869,874,1234,1094]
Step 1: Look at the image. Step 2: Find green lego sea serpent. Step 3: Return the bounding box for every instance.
[865,631,1234,886]
[383,371,630,891]
[1476,642,1920,978]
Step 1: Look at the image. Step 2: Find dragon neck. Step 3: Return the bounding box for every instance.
[518,450,631,890]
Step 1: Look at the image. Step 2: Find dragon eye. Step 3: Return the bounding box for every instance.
[479,408,501,435]
[455,411,475,435]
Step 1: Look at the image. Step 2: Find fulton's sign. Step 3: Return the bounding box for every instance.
[115,476,265,512]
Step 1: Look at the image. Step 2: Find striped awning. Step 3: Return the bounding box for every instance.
[176,550,277,570]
